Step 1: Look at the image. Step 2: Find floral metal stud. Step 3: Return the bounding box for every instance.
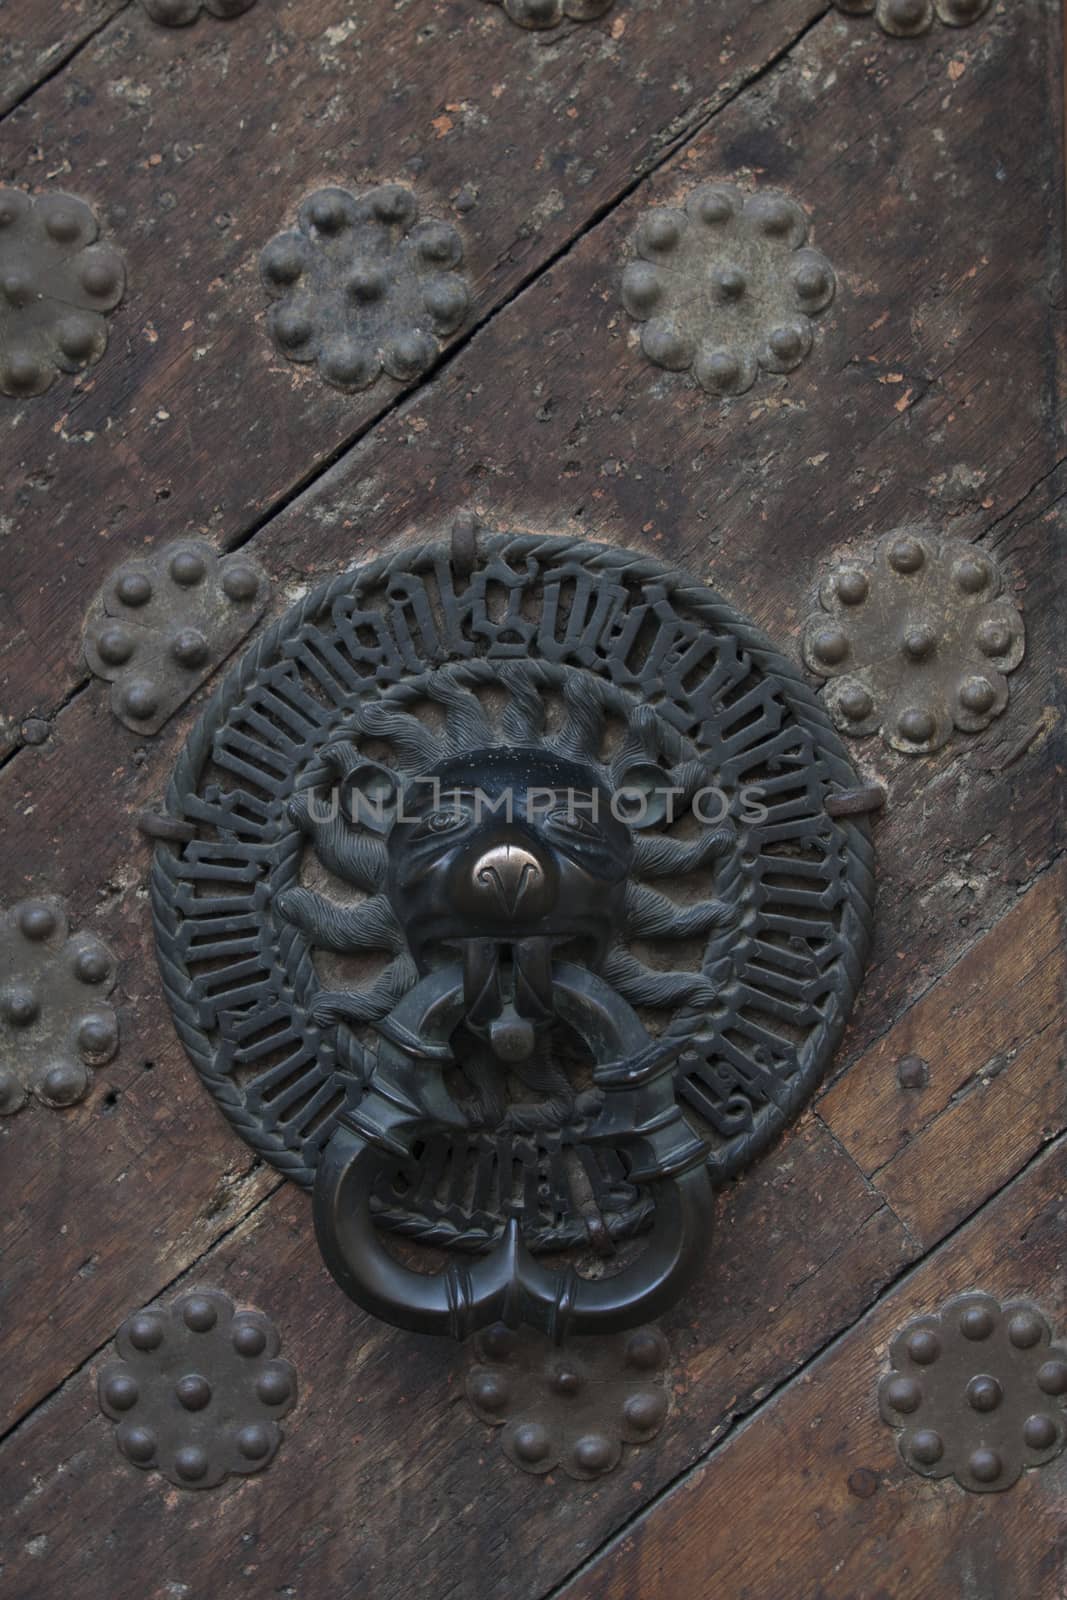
[802,529,1025,754]
[99,1289,297,1488]
[487,0,613,28]
[0,899,119,1115]
[0,188,125,399]
[141,0,255,24]
[620,184,835,397]
[83,540,269,735]
[880,1294,1067,1493]
[465,1323,670,1479]
[260,185,471,394]
[833,0,989,37]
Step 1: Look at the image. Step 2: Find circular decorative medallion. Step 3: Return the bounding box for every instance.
[152,528,873,1257]
[83,538,269,735]
[833,0,989,36]
[99,1288,296,1489]
[488,0,614,28]
[0,897,119,1114]
[802,528,1025,754]
[466,1322,671,1479]
[621,184,836,398]
[142,0,256,24]
[880,1293,1067,1493]
[0,187,125,399]
[260,185,470,393]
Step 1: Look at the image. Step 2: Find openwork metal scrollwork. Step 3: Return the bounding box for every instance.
[151,526,874,1338]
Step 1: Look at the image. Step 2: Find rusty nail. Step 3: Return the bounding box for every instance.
[137,810,197,844]
[896,1054,928,1090]
[847,1467,880,1499]
[451,512,480,578]
[825,784,886,818]
[20,717,51,746]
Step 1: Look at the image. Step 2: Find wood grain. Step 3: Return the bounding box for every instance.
[220,0,1065,1093]
[819,859,1065,1245]
[561,1137,1067,1600]
[0,0,822,750]
[0,1116,915,1600]
[0,2,1061,1596]
[0,0,1061,1454]
[0,0,127,116]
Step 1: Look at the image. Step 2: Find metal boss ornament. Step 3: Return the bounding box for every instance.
[151,525,874,1339]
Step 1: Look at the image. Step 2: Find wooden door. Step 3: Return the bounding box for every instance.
[0,2,1062,1597]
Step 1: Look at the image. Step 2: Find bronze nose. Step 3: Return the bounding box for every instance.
[468,842,552,920]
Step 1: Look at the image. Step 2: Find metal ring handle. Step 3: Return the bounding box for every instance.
[312,962,713,1339]
[314,1133,712,1340]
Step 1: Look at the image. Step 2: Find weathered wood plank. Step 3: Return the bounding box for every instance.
[0,1117,916,1600]
[0,0,127,116]
[248,0,1063,1077]
[561,1137,1067,1600]
[0,0,823,751]
[0,2,1061,1597]
[0,0,1060,1448]
[0,691,284,1434]
[819,860,1065,1246]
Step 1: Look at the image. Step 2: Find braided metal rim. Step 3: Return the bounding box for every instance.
[369,1193,655,1255]
[151,530,875,1190]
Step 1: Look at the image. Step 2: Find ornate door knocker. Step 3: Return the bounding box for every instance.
[152,523,874,1339]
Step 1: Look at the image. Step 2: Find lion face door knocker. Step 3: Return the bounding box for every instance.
[152,525,874,1340]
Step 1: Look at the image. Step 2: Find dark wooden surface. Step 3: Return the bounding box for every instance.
[0,0,821,754]
[0,0,1063,1597]
[3,863,1061,1600]
[819,860,1065,1248]
[0,0,128,117]
[563,1139,1067,1600]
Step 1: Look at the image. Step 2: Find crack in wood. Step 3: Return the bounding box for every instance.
[545,1130,1067,1600]
[0,2,134,124]
[0,1,831,755]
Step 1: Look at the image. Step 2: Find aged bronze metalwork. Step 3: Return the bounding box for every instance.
[141,0,255,24]
[833,0,989,35]
[465,1322,670,1478]
[98,1289,296,1488]
[487,0,614,28]
[621,184,835,397]
[880,1293,1067,1492]
[0,187,125,399]
[83,539,268,735]
[261,185,470,393]
[802,529,1025,754]
[0,898,118,1115]
[151,524,874,1338]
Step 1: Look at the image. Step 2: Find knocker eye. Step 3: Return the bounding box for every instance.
[545,806,596,836]
[417,807,471,838]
